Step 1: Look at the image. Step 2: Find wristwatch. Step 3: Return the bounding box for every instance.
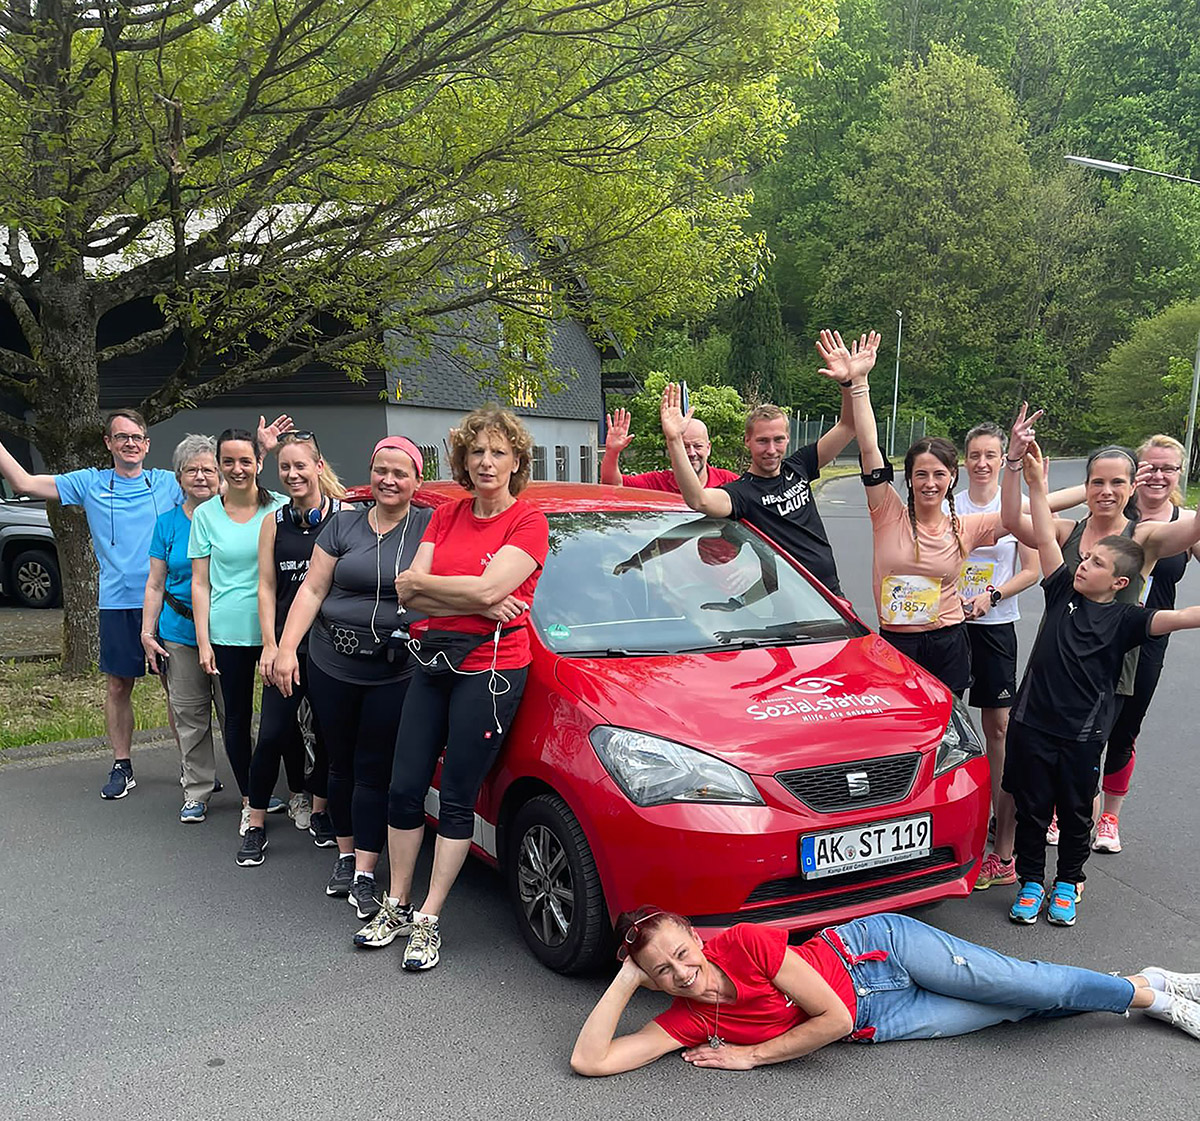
[987,586,1002,607]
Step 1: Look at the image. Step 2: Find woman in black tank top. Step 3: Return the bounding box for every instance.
[238,432,347,867]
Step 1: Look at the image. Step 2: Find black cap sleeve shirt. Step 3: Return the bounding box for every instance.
[1012,564,1157,742]
[719,444,842,595]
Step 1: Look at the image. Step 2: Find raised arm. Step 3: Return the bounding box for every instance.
[661,383,733,517]
[1149,603,1200,637]
[815,330,880,469]
[818,330,887,512]
[0,437,60,501]
[600,408,634,486]
[1021,441,1063,577]
[1137,502,1200,566]
[570,959,682,1076]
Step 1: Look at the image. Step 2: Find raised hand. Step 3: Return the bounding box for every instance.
[257,413,294,454]
[1008,402,1044,462]
[605,408,634,454]
[849,330,881,380]
[1022,440,1048,491]
[815,329,853,383]
[661,382,694,443]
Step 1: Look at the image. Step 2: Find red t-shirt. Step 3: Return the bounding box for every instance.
[624,466,741,492]
[411,497,549,670]
[653,924,857,1047]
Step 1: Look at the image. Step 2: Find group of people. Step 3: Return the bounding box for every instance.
[0,406,549,973]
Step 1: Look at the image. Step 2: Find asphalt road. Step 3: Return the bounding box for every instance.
[3,459,1199,1120]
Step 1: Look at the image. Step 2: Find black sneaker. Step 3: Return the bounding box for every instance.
[236,826,268,867]
[100,760,135,800]
[308,810,337,848]
[325,854,355,897]
[348,876,382,920]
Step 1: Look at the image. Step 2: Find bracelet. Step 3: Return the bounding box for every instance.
[839,379,853,388]
[850,384,871,397]
[1004,460,1023,472]
[140,632,156,638]
[1005,456,1022,464]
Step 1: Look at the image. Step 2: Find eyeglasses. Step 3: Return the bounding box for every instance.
[109,433,148,445]
[615,910,664,961]
[181,466,218,478]
[1143,464,1181,475]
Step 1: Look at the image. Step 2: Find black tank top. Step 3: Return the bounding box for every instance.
[1144,506,1189,612]
[273,498,341,642]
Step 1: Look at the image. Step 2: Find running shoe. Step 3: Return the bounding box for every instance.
[236,826,268,867]
[1045,814,1060,845]
[100,761,135,800]
[1046,881,1078,926]
[1138,968,1200,1002]
[239,804,252,837]
[325,854,355,897]
[1145,995,1200,1041]
[287,792,312,832]
[1093,813,1122,853]
[1009,881,1045,924]
[180,799,207,824]
[402,917,442,972]
[353,898,415,948]
[974,852,1016,890]
[266,796,287,814]
[348,876,382,920]
[308,810,337,848]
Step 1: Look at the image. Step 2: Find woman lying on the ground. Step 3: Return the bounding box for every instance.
[570,907,1200,1075]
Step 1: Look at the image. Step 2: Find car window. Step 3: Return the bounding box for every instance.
[532,512,864,655]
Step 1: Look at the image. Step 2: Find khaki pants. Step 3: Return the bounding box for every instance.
[163,640,225,803]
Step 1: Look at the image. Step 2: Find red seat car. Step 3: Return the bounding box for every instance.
[359,480,989,973]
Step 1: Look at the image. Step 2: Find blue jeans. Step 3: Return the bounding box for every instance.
[830,914,1134,1042]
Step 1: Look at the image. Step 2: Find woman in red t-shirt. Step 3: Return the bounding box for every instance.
[571,907,1197,1075]
[354,405,549,972]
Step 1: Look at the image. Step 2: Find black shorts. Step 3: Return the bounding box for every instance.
[881,622,971,695]
[966,622,1017,709]
[99,608,146,678]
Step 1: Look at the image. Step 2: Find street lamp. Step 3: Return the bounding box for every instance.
[1065,154,1200,481]
[889,309,902,459]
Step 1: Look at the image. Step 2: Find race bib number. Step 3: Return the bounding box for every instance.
[880,575,941,625]
[957,561,995,602]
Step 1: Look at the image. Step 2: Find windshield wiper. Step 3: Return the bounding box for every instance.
[570,647,673,658]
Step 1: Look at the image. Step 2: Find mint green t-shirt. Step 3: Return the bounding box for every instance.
[188,492,286,646]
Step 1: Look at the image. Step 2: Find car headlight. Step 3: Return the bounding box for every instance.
[589,726,764,807]
[933,698,986,776]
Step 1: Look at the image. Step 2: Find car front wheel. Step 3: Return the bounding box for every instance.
[10,548,61,608]
[507,792,610,974]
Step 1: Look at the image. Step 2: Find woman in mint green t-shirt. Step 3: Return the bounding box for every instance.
[189,428,285,827]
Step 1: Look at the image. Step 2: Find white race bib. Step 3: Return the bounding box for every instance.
[957,561,995,602]
[880,575,941,626]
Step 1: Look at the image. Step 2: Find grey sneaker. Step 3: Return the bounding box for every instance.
[1140,968,1200,1002]
[287,792,312,831]
[325,855,355,897]
[353,898,415,948]
[1145,995,1200,1040]
[348,876,382,921]
[402,917,441,972]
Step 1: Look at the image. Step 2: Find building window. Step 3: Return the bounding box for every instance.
[555,445,569,481]
[532,445,547,480]
[417,444,439,480]
[579,445,595,483]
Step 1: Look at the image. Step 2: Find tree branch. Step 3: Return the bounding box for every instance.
[0,407,37,443]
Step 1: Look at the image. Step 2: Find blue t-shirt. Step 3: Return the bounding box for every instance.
[148,504,205,646]
[188,492,286,646]
[55,467,184,609]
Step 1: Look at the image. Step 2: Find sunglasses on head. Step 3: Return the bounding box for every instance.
[615,911,664,961]
[279,430,319,451]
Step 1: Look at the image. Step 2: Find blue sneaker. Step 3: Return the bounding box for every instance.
[1046,881,1078,926]
[266,796,287,814]
[1009,881,1045,924]
[180,799,207,824]
[100,761,135,800]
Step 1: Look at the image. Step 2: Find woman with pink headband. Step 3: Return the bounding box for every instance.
[272,435,431,919]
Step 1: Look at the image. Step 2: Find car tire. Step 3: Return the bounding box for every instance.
[507,792,611,974]
[9,548,61,608]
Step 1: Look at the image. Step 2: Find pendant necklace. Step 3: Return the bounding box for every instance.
[707,991,724,1049]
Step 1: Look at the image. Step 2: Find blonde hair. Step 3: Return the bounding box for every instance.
[744,404,787,435]
[1136,433,1185,506]
[448,405,534,496]
[278,433,347,500]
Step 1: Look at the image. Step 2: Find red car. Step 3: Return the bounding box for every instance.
[356,481,989,974]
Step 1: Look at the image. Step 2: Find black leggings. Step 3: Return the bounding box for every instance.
[307,658,407,854]
[248,654,325,811]
[213,644,261,796]
[388,666,528,840]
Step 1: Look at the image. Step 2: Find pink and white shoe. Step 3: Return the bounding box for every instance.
[974,852,1017,890]
[1045,813,1060,846]
[1092,813,1122,853]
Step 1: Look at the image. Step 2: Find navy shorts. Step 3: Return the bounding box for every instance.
[99,609,146,678]
[966,622,1017,709]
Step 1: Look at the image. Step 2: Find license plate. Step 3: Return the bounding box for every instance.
[799,814,931,880]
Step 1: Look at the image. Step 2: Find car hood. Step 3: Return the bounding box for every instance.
[0,500,51,528]
[551,634,952,773]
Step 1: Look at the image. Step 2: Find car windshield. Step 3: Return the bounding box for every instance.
[531,511,864,656]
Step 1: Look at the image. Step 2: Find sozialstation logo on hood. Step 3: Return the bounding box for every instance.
[746,674,891,723]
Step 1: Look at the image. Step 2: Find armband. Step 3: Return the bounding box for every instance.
[860,461,895,488]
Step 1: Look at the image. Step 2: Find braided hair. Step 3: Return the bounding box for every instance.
[904,436,965,560]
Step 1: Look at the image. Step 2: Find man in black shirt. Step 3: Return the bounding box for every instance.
[999,420,1200,928]
[660,332,879,596]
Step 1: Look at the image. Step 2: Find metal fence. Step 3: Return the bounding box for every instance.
[792,414,927,461]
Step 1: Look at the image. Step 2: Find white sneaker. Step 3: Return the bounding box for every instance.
[1140,968,1200,1002]
[402,917,441,971]
[1145,995,1200,1041]
[287,792,312,831]
[1093,813,1122,853]
[239,804,251,837]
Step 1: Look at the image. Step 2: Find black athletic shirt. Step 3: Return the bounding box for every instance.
[1144,507,1189,611]
[1012,564,1156,742]
[272,499,341,645]
[720,444,842,595]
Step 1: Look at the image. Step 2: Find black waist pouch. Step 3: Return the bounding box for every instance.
[409,625,522,676]
[164,590,194,621]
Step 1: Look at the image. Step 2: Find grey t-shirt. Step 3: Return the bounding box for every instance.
[308,505,432,684]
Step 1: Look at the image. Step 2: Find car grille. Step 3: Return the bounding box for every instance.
[775,752,921,812]
[744,847,957,904]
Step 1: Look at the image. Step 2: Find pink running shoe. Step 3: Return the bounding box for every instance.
[1092,813,1122,853]
[974,852,1017,890]
[1046,814,1060,845]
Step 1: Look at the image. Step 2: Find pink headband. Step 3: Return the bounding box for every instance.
[371,436,423,479]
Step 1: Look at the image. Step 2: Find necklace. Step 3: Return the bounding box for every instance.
[707,991,723,1049]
